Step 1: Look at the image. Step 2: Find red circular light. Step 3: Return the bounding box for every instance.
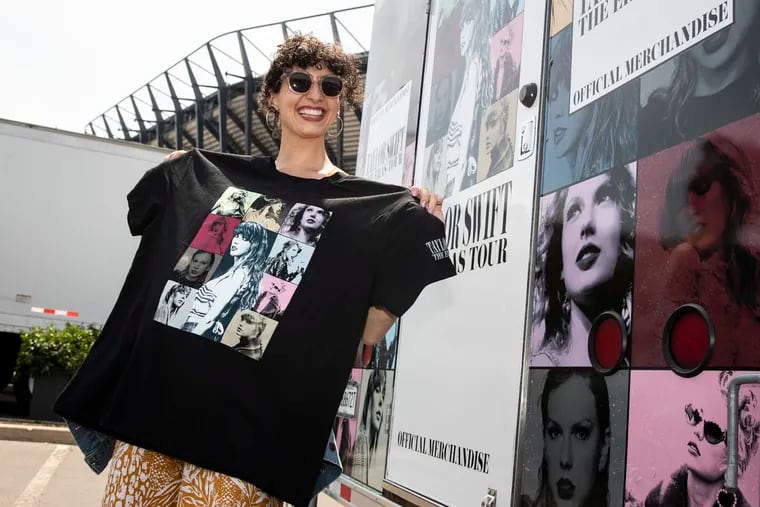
[668,311,710,370]
[593,317,623,369]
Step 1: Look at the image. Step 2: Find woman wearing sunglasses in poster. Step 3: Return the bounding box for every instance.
[625,371,760,507]
[55,34,455,507]
[657,133,760,367]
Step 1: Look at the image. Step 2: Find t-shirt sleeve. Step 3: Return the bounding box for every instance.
[371,200,456,317]
[126,156,187,236]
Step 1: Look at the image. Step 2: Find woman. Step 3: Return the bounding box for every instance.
[350,369,387,485]
[265,240,305,283]
[253,280,286,320]
[639,0,760,157]
[230,310,268,360]
[174,249,216,289]
[532,165,636,367]
[192,215,229,255]
[154,282,193,328]
[60,34,450,507]
[279,203,328,246]
[443,0,494,196]
[641,371,760,506]
[211,189,252,218]
[183,221,270,339]
[244,196,285,232]
[542,26,638,194]
[659,134,760,366]
[523,369,611,507]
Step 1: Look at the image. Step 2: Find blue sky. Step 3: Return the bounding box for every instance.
[1,0,373,134]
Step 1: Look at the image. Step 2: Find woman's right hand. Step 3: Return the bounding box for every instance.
[164,150,187,161]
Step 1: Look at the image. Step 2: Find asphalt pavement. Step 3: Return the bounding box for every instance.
[0,419,344,507]
[1,439,107,506]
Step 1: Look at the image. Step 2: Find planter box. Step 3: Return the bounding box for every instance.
[29,373,70,422]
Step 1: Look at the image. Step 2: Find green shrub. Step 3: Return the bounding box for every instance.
[16,323,99,377]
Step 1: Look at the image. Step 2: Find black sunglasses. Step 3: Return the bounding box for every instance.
[281,71,343,97]
[685,403,726,445]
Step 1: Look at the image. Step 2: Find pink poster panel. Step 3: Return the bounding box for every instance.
[626,370,760,505]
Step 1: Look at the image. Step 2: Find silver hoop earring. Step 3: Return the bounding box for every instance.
[326,115,344,140]
[265,107,281,139]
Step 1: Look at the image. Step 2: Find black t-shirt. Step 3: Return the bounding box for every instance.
[54,149,455,505]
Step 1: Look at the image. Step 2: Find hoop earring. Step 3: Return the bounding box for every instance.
[326,115,344,140]
[266,107,281,139]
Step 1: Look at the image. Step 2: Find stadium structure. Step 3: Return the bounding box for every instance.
[85,5,373,173]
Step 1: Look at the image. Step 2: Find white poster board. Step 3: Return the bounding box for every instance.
[569,0,733,112]
[362,81,413,185]
[384,0,547,504]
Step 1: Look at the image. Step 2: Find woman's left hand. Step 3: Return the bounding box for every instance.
[164,150,187,161]
[410,186,444,222]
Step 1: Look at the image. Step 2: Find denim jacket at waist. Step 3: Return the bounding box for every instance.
[65,419,342,498]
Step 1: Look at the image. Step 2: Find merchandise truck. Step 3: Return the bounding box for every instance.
[330,0,760,505]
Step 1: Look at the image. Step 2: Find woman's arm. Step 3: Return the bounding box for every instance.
[361,186,445,346]
[362,306,397,346]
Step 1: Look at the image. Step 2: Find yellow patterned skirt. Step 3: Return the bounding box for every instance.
[101,441,283,507]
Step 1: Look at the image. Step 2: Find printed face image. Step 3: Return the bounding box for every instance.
[625,371,760,505]
[546,83,590,161]
[301,205,327,231]
[431,75,454,134]
[229,233,253,257]
[369,380,385,432]
[352,369,395,491]
[173,248,222,289]
[483,110,505,159]
[690,0,759,71]
[280,203,330,246]
[521,369,628,507]
[190,214,241,256]
[284,243,300,259]
[544,375,602,507]
[252,273,298,321]
[490,12,523,71]
[682,396,728,482]
[477,90,518,183]
[561,172,622,305]
[173,287,190,307]
[263,234,315,286]
[497,28,511,59]
[673,169,729,256]
[154,281,197,328]
[220,310,279,360]
[187,251,214,281]
[236,313,265,338]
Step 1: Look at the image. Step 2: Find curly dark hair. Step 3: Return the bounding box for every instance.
[259,33,362,115]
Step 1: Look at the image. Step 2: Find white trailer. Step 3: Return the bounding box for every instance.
[0,119,168,385]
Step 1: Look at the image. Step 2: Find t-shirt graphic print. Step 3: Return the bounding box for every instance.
[154,186,330,361]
